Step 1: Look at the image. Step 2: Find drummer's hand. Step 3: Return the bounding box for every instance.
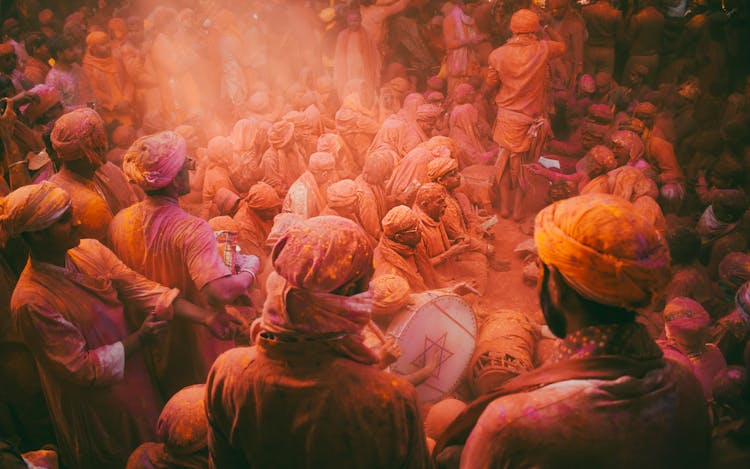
[450,281,477,296]
[379,336,401,368]
[423,349,441,376]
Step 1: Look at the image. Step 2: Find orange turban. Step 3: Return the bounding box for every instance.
[326,179,358,208]
[308,151,336,171]
[634,102,658,118]
[246,182,282,210]
[86,31,109,48]
[123,131,187,191]
[534,193,670,310]
[416,104,442,122]
[230,118,259,153]
[427,157,458,181]
[156,384,208,455]
[268,121,294,149]
[382,205,420,238]
[422,136,456,158]
[0,43,14,56]
[50,108,108,164]
[206,136,233,167]
[213,188,240,216]
[0,182,71,247]
[510,9,539,34]
[370,274,410,315]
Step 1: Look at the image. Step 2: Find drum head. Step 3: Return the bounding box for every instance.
[387,294,477,402]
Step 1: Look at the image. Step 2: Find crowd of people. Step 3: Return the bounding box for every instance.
[0,0,749,467]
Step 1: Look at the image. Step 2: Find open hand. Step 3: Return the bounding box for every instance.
[205,312,242,340]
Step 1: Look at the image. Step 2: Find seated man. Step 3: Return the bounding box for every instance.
[373,205,442,292]
[282,151,337,219]
[412,183,482,292]
[205,216,431,468]
[436,193,710,468]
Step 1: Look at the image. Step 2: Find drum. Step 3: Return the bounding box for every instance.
[386,292,477,403]
[468,310,536,396]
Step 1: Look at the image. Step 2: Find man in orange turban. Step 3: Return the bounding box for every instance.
[487,9,566,221]
[81,31,134,126]
[437,193,709,468]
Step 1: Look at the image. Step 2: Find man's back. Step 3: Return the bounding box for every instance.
[206,343,431,468]
[460,326,710,468]
[488,38,564,116]
[582,1,622,47]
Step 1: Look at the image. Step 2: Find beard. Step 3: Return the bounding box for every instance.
[539,264,567,338]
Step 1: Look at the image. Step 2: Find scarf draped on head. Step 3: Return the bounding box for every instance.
[262,216,377,364]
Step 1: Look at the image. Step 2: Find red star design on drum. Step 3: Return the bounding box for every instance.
[410,332,455,377]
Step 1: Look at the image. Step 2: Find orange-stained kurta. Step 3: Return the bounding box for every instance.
[49,162,140,242]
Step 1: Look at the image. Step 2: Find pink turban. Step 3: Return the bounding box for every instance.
[382,205,419,238]
[427,156,458,181]
[50,108,108,164]
[326,179,358,208]
[123,131,187,191]
[664,297,711,347]
[535,193,670,310]
[263,216,376,363]
[265,213,303,248]
[0,182,71,247]
[246,182,282,210]
[510,9,540,34]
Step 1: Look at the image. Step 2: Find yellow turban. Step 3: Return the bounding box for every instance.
[382,205,419,238]
[246,182,282,210]
[156,384,208,455]
[370,274,410,315]
[534,193,670,310]
[0,182,71,247]
[427,157,458,181]
[123,131,187,191]
[50,108,107,164]
[326,179,358,208]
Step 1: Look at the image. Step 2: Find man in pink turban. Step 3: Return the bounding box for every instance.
[110,131,258,399]
[48,108,140,241]
[436,193,709,468]
[486,9,566,221]
[205,216,430,468]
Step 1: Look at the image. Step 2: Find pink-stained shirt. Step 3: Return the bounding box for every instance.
[11,239,179,469]
[109,196,232,398]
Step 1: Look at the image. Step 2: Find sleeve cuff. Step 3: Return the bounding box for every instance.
[153,287,180,321]
[95,341,125,383]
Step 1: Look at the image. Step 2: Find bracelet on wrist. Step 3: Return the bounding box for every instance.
[8,160,28,168]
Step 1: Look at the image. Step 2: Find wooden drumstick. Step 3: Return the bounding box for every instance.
[367,320,388,344]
